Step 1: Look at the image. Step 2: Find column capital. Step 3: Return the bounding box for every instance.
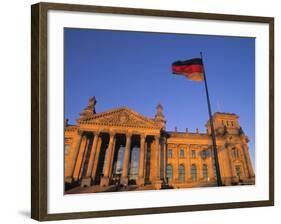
[92,129,100,135]
[77,129,84,135]
[109,130,116,138]
[154,135,160,140]
[140,133,147,140]
[125,131,133,138]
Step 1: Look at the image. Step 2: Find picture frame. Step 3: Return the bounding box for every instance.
[31,2,274,221]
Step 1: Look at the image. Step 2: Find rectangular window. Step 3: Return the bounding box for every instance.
[191,164,197,181]
[168,149,173,158]
[180,148,184,157]
[191,150,196,159]
[235,165,241,177]
[232,148,239,159]
[203,164,208,180]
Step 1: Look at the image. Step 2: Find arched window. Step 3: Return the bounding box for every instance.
[179,164,185,182]
[166,165,173,182]
[191,164,197,181]
[203,164,208,180]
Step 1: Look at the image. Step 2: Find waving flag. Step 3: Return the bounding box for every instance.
[171,54,223,186]
[172,58,204,81]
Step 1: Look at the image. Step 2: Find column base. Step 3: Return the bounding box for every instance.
[65,176,73,183]
[152,179,163,190]
[136,177,145,187]
[223,177,238,185]
[100,176,110,187]
[80,177,92,187]
[120,177,129,186]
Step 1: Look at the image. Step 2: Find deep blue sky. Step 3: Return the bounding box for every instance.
[64,28,255,167]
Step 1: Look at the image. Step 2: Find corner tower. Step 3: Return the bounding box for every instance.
[205,112,255,185]
[205,112,241,135]
[154,103,166,130]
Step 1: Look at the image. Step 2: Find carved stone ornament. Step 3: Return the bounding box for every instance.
[79,107,161,129]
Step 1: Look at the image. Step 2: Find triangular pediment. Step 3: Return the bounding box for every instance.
[78,107,161,129]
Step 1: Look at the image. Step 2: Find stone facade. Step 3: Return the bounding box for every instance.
[64,97,255,193]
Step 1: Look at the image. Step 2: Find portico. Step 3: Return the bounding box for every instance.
[65,103,165,190]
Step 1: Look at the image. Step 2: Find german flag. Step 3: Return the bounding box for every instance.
[172,58,204,81]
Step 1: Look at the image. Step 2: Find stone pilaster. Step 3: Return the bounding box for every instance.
[226,145,238,183]
[152,135,162,189]
[242,144,255,178]
[163,138,167,183]
[185,145,192,182]
[207,148,215,182]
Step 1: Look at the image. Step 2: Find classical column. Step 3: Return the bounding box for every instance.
[72,134,88,181]
[108,137,117,178]
[65,130,83,183]
[137,134,146,186]
[78,137,91,180]
[100,132,115,187]
[80,131,100,187]
[90,136,102,183]
[120,133,132,186]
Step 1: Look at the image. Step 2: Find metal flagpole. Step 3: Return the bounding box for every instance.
[200,52,223,186]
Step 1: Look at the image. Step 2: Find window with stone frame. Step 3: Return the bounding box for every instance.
[191,164,197,181]
[166,164,173,182]
[178,164,185,182]
[232,147,239,159]
[168,149,173,158]
[180,148,184,158]
[235,165,241,178]
[191,150,196,159]
[202,164,208,180]
[201,149,208,160]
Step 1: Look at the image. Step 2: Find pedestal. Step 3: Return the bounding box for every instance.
[120,177,129,186]
[80,177,91,187]
[65,176,73,183]
[136,177,145,187]
[100,176,110,187]
[152,180,163,190]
